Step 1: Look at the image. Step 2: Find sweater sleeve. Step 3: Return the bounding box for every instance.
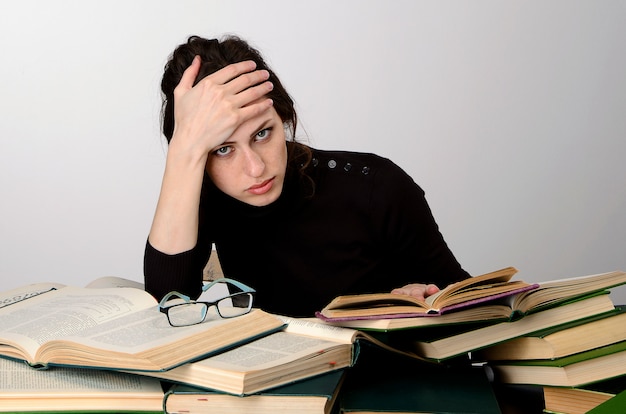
[143,239,210,301]
[143,177,216,301]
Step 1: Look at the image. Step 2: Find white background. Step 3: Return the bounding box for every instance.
[1,1,625,304]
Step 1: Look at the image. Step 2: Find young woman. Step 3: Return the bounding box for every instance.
[144,35,470,317]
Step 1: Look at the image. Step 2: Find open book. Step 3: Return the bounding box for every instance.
[0,281,285,371]
[0,357,164,413]
[317,267,535,320]
[133,315,428,396]
[317,269,626,331]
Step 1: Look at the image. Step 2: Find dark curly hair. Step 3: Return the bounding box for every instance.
[160,35,312,187]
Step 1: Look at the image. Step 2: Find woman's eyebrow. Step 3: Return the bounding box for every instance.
[249,118,273,138]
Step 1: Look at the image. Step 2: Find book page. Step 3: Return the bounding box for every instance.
[278,316,358,344]
[175,330,348,372]
[0,357,161,395]
[0,286,159,361]
[84,276,145,290]
[426,266,518,307]
[0,283,66,309]
[0,284,283,370]
[0,286,267,354]
[538,270,626,289]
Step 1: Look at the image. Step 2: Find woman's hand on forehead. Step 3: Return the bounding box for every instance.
[170,56,274,157]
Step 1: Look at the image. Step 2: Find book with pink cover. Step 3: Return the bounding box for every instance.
[316,269,626,332]
[318,267,534,321]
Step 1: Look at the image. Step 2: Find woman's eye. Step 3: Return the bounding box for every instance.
[214,146,233,156]
[255,128,271,141]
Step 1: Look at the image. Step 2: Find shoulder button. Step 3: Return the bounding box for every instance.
[361,166,370,175]
[328,159,337,169]
[344,162,352,172]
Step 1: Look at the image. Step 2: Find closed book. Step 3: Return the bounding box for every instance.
[489,340,626,387]
[543,375,626,414]
[410,292,616,361]
[475,305,626,361]
[339,349,501,414]
[163,369,345,414]
[0,357,164,413]
[585,388,626,414]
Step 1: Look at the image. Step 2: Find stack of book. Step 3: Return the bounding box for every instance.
[317,269,626,362]
[473,305,626,414]
[317,268,626,413]
[2,267,626,413]
[0,278,365,413]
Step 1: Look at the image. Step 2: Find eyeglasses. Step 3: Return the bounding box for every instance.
[158,278,255,327]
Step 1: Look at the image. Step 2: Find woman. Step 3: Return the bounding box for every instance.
[144,35,470,317]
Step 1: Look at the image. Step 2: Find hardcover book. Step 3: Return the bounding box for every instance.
[489,340,626,387]
[339,349,501,413]
[318,270,626,333]
[475,305,626,361]
[410,292,617,361]
[543,375,626,414]
[585,388,626,414]
[319,266,532,320]
[163,369,345,414]
[0,282,285,371]
[0,357,164,413]
[135,316,431,395]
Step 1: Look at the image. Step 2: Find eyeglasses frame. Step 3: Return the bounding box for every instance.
[158,278,256,327]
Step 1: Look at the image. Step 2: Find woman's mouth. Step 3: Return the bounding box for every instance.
[247,178,275,195]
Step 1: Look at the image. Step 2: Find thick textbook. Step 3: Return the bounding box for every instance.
[339,349,501,414]
[135,316,425,395]
[410,292,616,361]
[586,389,626,414]
[475,306,626,360]
[489,340,626,387]
[163,369,345,414]
[319,266,532,319]
[0,283,285,371]
[319,269,626,331]
[0,357,164,413]
[543,375,626,414]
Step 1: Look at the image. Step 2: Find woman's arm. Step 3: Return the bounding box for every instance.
[148,57,274,254]
[145,57,273,299]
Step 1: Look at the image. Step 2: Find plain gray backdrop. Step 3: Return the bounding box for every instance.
[1,1,625,303]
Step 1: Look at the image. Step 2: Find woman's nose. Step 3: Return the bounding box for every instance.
[243,148,265,177]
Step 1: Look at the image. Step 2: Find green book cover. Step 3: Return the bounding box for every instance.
[474,306,626,361]
[509,304,625,338]
[163,370,346,414]
[407,291,614,343]
[166,369,345,398]
[577,374,626,395]
[339,349,501,413]
[501,339,626,368]
[489,340,626,387]
[586,389,626,413]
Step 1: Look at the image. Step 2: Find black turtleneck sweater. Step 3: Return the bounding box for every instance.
[144,147,470,317]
